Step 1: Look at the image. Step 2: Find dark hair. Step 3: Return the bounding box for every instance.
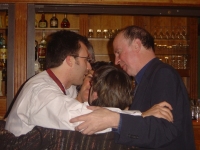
[120,25,155,51]
[87,42,95,64]
[46,30,90,69]
[90,65,133,110]
[76,61,112,92]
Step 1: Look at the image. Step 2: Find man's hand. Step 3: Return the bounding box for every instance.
[70,106,120,135]
[142,101,173,122]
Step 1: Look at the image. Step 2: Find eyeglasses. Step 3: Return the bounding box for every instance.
[71,55,92,63]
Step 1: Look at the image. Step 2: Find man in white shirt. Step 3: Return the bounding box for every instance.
[5,30,94,136]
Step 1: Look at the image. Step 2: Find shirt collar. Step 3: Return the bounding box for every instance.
[135,58,156,85]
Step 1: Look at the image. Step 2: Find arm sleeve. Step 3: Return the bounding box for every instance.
[17,87,112,132]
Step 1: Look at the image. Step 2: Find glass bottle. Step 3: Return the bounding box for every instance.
[0,33,5,48]
[61,14,70,28]
[0,45,7,96]
[5,10,8,28]
[38,31,47,71]
[50,13,58,28]
[38,13,48,28]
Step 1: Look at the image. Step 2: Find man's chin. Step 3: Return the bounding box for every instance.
[122,67,127,73]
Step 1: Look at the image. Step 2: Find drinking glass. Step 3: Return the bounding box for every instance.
[171,27,175,39]
[195,100,200,121]
[181,26,187,39]
[165,27,170,39]
[175,27,181,39]
[153,27,158,39]
[159,27,164,39]
[190,99,196,120]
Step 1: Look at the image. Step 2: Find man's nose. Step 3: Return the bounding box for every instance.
[115,57,120,65]
[87,62,92,70]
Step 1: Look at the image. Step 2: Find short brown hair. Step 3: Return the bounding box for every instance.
[90,65,133,110]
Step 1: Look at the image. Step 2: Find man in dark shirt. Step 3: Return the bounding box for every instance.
[71,25,195,150]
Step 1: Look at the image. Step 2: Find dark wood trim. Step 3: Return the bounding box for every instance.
[34,4,200,17]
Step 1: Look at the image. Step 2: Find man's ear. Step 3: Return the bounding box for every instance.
[66,56,73,67]
[133,39,142,52]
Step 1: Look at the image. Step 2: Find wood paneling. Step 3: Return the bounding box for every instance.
[188,18,198,99]
[14,3,27,95]
[79,14,88,36]
[1,0,200,6]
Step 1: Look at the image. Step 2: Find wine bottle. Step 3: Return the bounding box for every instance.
[38,13,48,28]
[50,13,58,28]
[61,14,70,28]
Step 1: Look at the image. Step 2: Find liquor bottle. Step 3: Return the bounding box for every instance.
[61,14,70,28]
[38,13,48,28]
[0,33,5,48]
[0,44,7,96]
[50,13,58,28]
[5,10,8,28]
[38,31,47,71]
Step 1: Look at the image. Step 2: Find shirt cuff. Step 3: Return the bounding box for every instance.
[112,113,122,133]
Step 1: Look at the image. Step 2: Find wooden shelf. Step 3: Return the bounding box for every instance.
[35,28,79,33]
